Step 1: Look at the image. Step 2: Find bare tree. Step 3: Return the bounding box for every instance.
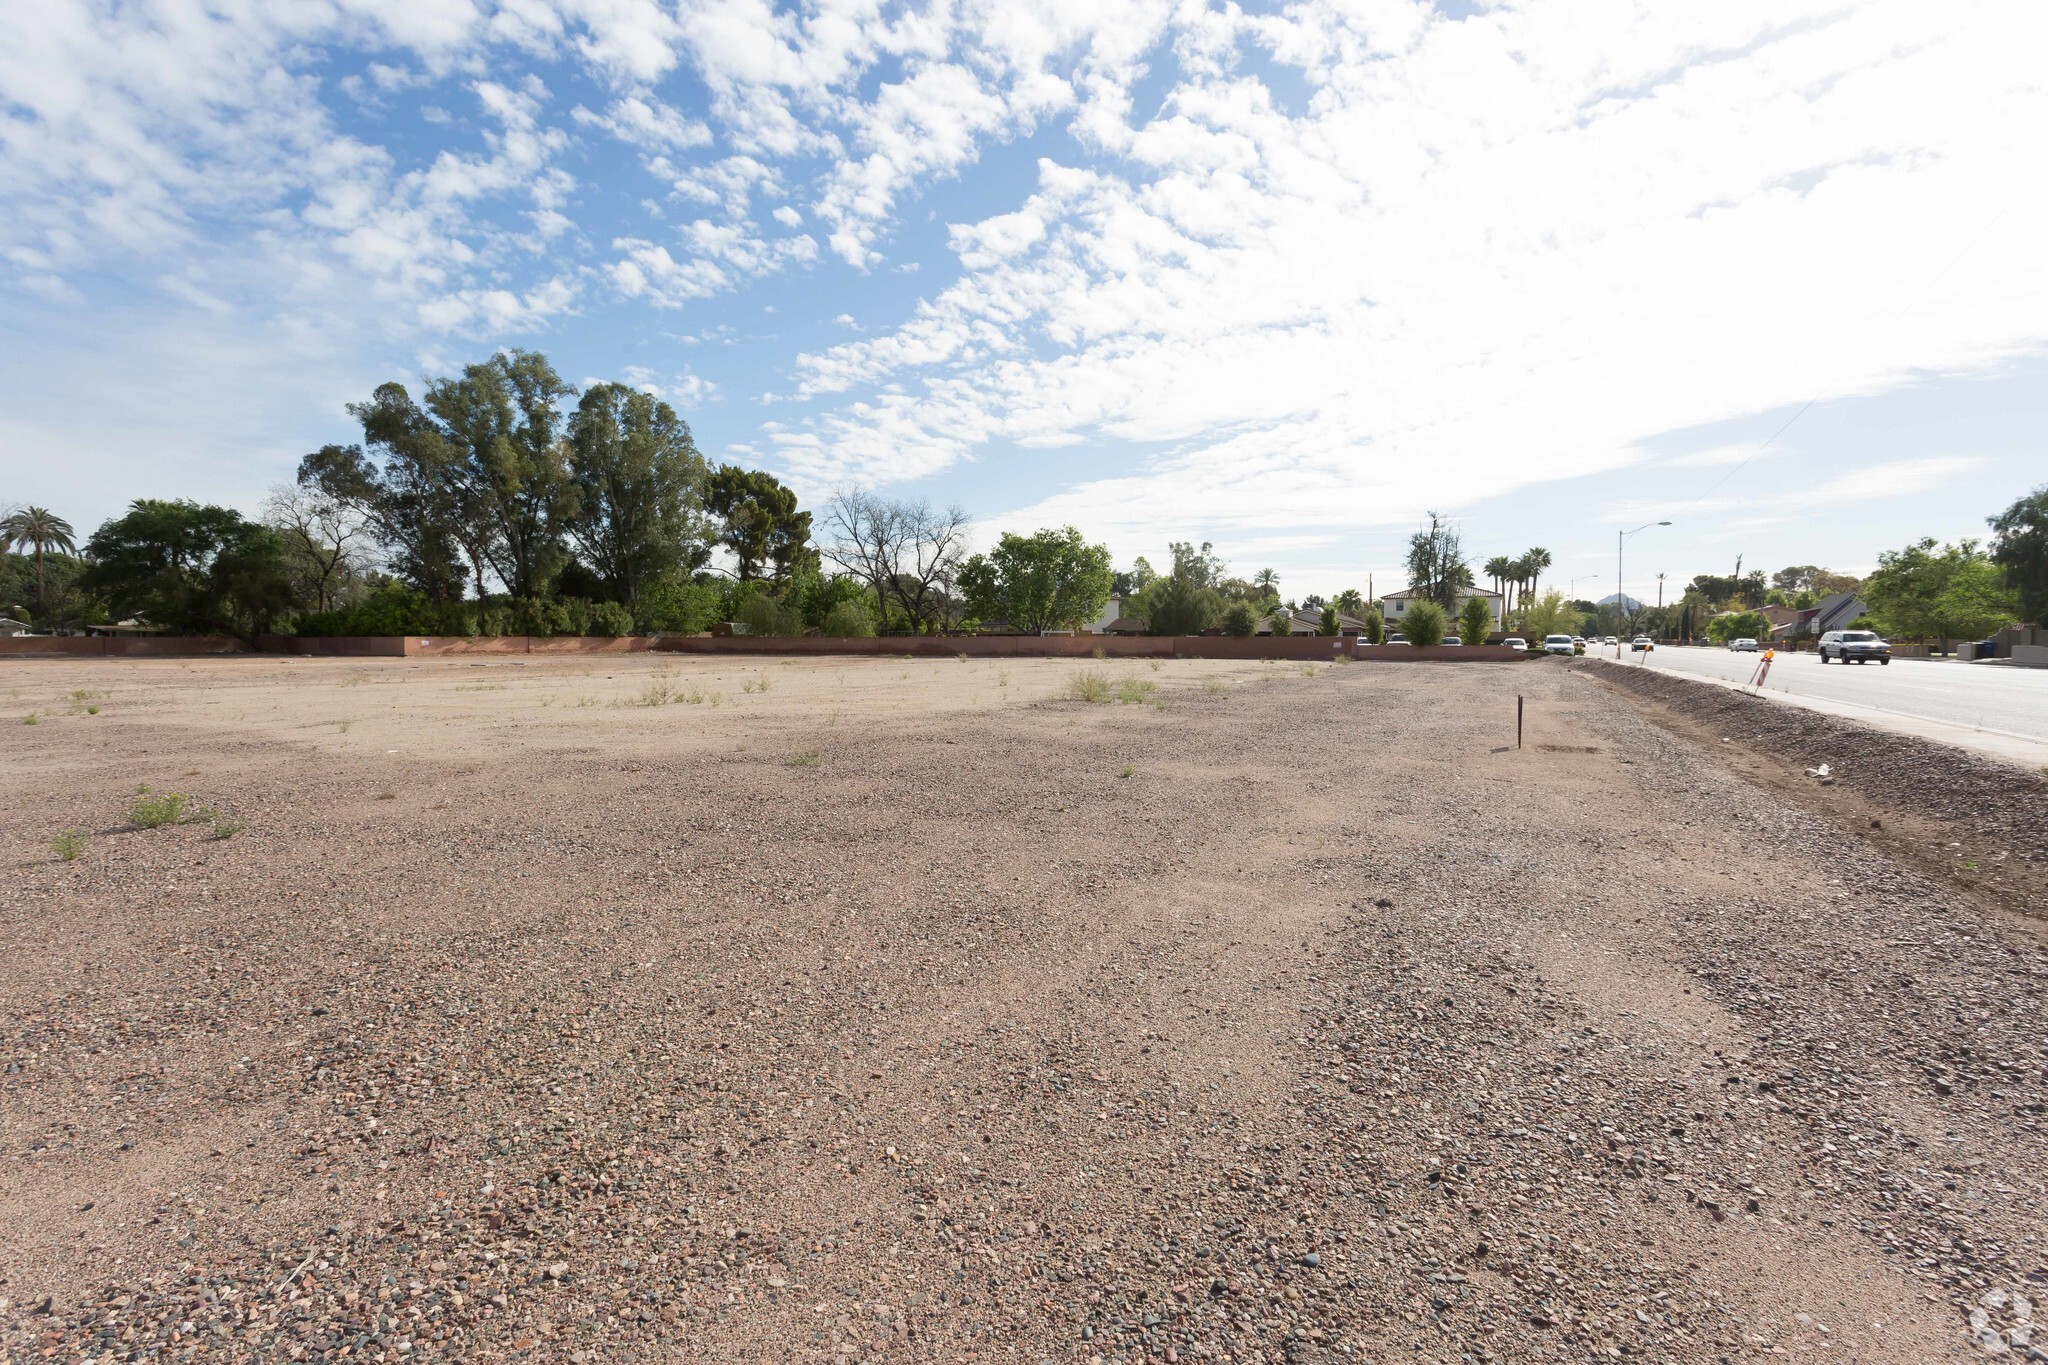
[820,490,971,633]
[263,484,372,613]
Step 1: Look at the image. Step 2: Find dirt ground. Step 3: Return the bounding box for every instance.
[1,654,2043,1363]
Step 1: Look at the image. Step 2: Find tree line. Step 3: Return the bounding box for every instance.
[5,360,2045,646]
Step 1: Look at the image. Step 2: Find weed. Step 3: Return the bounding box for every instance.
[376,791,398,801]
[742,673,772,694]
[337,719,352,734]
[997,670,1010,688]
[1332,652,1353,665]
[85,705,99,715]
[210,814,246,840]
[1148,659,1162,672]
[828,709,841,726]
[51,829,87,861]
[455,682,507,692]
[130,791,191,829]
[1091,646,1107,660]
[1201,676,1226,695]
[1067,669,1113,703]
[958,652,969,662]
[1116,677,1157,705]
[1120,764,1135,778]
[70,688,102,701]
[1297,663,1318,678]
[635,679,676,707]
[785,751,822,768]
[22,712,37,726]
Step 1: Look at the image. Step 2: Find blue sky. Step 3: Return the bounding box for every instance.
[3,0,2044,605]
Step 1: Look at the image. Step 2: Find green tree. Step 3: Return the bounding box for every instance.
[1458,593,1493,644]
[82,500,297,638]
[956,526,1113,633]
[1706,610,1770,645]
[1253,567,1279,596]
[262,485,370,614]
[708,466,812,584]
[1318,604,1340,636]
[1864,538,2021,649]
[1358,607,1385,645]
[1988,485,2048,625]
[1221,602,1256,637]
[1405,514,1472,610]
[421,350,577,599]
[1401,599,1447,646]
[567,384,710,608]
[1333,588,1364,615]
[1137,540,1227,635]
[0,507,77,619]
[1520,590,1583,640]
[1482,555,1514,613]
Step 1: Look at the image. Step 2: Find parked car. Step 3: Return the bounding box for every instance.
[1503,637,1528,652]
[1630,636,1653,652]
[1817,629,1891,665]
[1729,637,1759,652]
[1603,636,1618,646]
[1442,635,1462,646]
[1386,633,1408,645]
[1542,634,1574,655]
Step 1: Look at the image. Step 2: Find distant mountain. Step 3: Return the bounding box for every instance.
[1596,593,1644,613]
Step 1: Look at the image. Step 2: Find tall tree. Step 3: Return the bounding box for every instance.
[957,526,1113,633]
[82,500,296,638]
[1516,547,1552,618]
[707,466,812,583]
[820,490,969,632]
[423,350,577,600]
[1138,541,1228,635]
[1988,485,2048,626]
[263,485,370,614]
[1482,555,1514,613]
[1333,588,1365,615]
[566,384,711,607]
[1253,567,1279,596]
[1405,513,1472,611]
[0,506,76,617]
[1863,538,2021,650]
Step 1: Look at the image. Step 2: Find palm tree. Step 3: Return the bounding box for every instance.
[1519,547,1552,616]
[1333,587,1364,615]
[1483,555,1514,615]
[0,506,76,619]
[1253,567,1279,596]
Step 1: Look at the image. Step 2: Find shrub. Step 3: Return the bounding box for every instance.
[1358,608,1385,644]
[295,582,465,637]
[637,578,723,634]
[1221,603,1256,637]
[1458,595,1494,644]
[587,601,634,637]
[130,791,191,828]
[51,829,86,861]
[736,592,803,637]
[822,600,877,637]
[209,814,245,840]
[1116,676,1156,704]
[512,597,575,637]
[1067,668,1113,703]
[1402,600,1448,647]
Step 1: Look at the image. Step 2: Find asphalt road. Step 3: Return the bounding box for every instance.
[1617,644,2048,759]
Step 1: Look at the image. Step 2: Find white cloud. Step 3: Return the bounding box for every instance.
[776,0,2048,558]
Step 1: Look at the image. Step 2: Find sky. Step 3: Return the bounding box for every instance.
[3,0,2046,607]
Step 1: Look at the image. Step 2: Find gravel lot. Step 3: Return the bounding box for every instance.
[2,654,2043,1363]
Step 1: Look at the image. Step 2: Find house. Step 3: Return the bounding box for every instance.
[1758,604,1816,640]
[1082,594,1126,635]
[1259,610,1318,636]
[1809,591,1870,635]
[86,619,169,637]
[1378,586,1504,630]
[1101,615,1150,636]
[0,617,30,637]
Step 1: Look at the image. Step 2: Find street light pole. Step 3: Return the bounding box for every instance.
[1617,520,1672,650]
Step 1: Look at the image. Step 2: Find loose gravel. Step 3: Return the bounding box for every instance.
[1,655,2042,1362]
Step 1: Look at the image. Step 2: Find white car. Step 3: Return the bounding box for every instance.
[1729,637,1759,652]
[1542,634,1574,655]
[1630,637,1653,652]
[1503,637,1528,652]
[1603,636,1619,646]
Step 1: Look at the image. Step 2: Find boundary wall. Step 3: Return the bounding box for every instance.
[1,634,1528,662]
